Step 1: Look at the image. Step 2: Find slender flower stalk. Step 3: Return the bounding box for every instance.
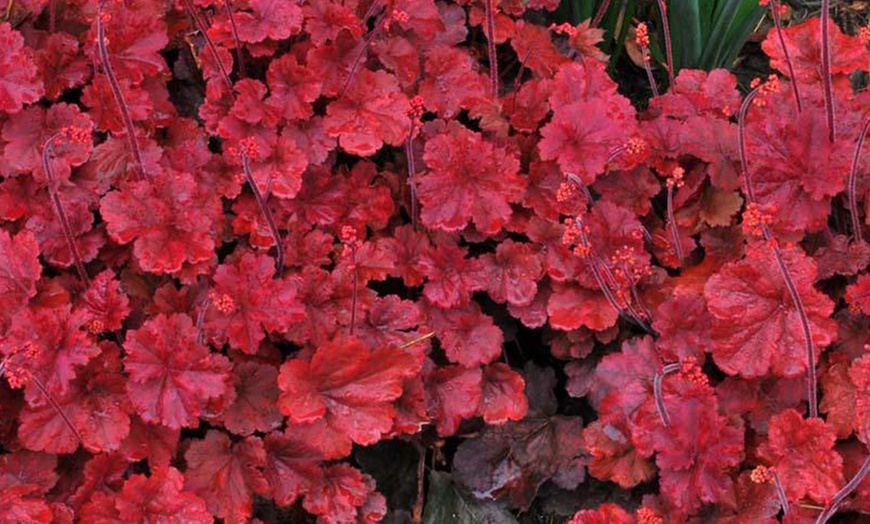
[820,0,835,142]
[42,130,91,286]
[815,453,870,523]
[223,0,247,78]
[738,87,819,418]
[654,0,675,87]
[848,117,870,242]
[484,0,498,97]
[751,466,789,516]
[654,363,681,427]
[636,23,659,97]
[0,357,83,447]
[666,167,685,266]
[96,3,147,181]
[769,0,802,112]
[591,0,612,28]
[238,142,285,277]
[181,0,235,95]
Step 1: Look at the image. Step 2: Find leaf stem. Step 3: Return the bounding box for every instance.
[241,153,284,277]
[666,182,683,266]
[654,0,675,88]
[42,135,91,286]
[849,117,870,242]
[181,0,235,95]
[485,0,498,97]
[96,3,147,181]
[654,362,681,427]
[738,89,819,418]
[820,0,835,142]
[223,0,246,78]
[815,453,870,523]
[591,0,612,28]
[770,0,802,113]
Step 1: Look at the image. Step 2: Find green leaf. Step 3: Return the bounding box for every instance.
[423,471,519,524]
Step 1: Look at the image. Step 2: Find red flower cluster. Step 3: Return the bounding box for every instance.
[1,0,870,522]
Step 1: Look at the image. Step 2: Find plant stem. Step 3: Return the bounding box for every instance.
[666,182,683,265]
[820,0,835,142]
[591,0,612,28]
[770,0,802,113]
[485,0,498,97]
[849,118,870,242]
[96,3,146,181]
[654,363,681,427]
[655,0,675,88]
[42,136,90,286]
[738,89,819,418]
[405,132,418,229]
[241,154,284,277]
[223,0,246,78]
[815,453,870,523]
[641,48,660,97]
[181,0,235,95]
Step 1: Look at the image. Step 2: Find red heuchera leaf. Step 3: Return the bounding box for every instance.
[568,503,634,524]
[757,408,844,503]
[425,364,483,436]
[100,171,220,274]
[762,17,866,82]
[0,22,43,114]
[848,355,870,445]
[651,287,711,361]
[82,467,211,523]
[419,121,525,234]
[227,0,303,43]
[714,471,780,524]
[846,275,870,316]
[418,46,488,118]
[704,244,836,377]
[478,363,528,425]
[0,485,52,523]
[324,70,410,156]
[89,4,169,85]
[583,416,655,488]
[260,430,324,507]
[593,336,662,418]
[222,361,284,436]
[418,233,484,308]
[641,364,744,513]
[35,33,90,102]
[184,431,267,524]
[118,416,180,469]
[746,102,852,201]
[426,302,503,367]
[266,54,321,122]
[77,270,131,332]
[819,357,857,439]
[277,336,423,446]
[123,313,232,429]
[205,252,305,354]
[1,304,100,402]
[18,343,131,454]
[478,239,543,307]
[547,281,619,331]
[302,463,386,524]
[2,103,92,177]
[0,229,40,329]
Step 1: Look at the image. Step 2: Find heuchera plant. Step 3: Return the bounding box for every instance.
[1,0,870,522]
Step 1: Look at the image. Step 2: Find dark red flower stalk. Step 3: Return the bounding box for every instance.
[591,0,612,28]
[237,140,284,277]
[769,0,802,112]
[750,466,789,515]
[181,0,235,94]
[636,23,659,97]
[0,353,83,447]
[485,0,498,97]
[49,0,57,32]
[654,0,675,87]
[222,0,246,78]
[815,453,870,523]
[848,117,870,242]
[738,87,819,418]
[665,167,684,266]
[96,3,147,181]
[41,129,91,286]
[653,362,680,427]
[340,10,385,97]
[820,0,835,142]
